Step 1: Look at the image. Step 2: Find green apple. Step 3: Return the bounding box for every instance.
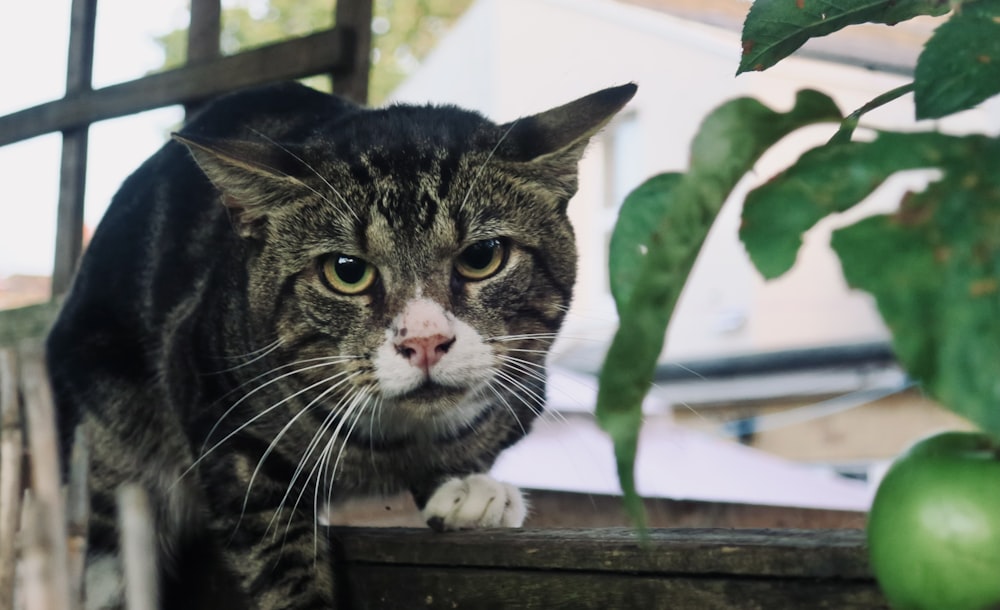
[868,431,1000,610]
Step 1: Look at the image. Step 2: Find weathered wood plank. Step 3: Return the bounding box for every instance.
[18,342,71,610]
[0,349,22,610]
[0,28,353,148]
[117,485,159,610]
[66,426,90,610]
[341,566,888,610]
[330,528,887,609]
[330,527,874,579]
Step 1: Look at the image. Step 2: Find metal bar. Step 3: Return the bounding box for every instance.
[0,28,352,148]
[653,341,896,382]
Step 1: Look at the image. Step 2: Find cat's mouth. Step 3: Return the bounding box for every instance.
[402,380,468,403]
[366,378,490,441]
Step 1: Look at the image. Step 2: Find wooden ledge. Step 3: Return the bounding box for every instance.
[329,527,888,609]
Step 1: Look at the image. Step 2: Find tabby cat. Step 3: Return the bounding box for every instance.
[46,81,636,609]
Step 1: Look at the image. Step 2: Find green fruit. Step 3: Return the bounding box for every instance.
[868,431,1000,610]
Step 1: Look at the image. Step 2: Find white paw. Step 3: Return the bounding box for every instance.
[422,474,526,531]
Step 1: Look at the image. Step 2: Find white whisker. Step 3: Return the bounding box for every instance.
[206,339,284,374]
[482,379,527,436]
[492,368,552,422]
[175,360,352,488]
[265,384,364,538]
[200,356,358,453]
[241,371,358,518]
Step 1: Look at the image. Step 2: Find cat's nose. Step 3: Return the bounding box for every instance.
[396,334,456,372]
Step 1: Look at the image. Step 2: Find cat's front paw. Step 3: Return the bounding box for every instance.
[422,474,526,531]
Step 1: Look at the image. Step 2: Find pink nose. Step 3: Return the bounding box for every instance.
[396,333,455,372]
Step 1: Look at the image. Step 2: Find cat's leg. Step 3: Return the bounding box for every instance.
[418,473,527,532]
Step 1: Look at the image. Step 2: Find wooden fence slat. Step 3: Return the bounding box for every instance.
[118,485,158,610]
[0,28,353,148]
[0,350,22,610]
[66,425,90,610]
[18,343,71,610]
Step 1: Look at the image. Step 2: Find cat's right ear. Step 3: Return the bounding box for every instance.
[496,83,637,200]
[172,133,312,238]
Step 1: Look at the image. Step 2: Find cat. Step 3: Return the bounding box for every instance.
[45,80,636,609]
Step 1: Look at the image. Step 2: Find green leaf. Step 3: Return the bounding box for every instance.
[741,131,960,278]
[914,7,1000,119]
[831,134,1000,434]
[741,128,1000,433]
[597,90,841,528]
[738,0,950,74]
[609,173,683,311]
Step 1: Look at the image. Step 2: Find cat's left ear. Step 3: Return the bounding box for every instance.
[497,83,637,196]
[173,132,313,237]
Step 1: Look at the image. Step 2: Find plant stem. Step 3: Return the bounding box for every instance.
[829,83,915,144]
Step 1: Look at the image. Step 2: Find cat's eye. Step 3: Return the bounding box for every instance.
[455,238,508,281]
[320,254,378,295]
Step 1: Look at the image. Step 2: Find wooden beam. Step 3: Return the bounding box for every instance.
[333,0,372,104]
[52,0,98,296]
[0,28,353,148]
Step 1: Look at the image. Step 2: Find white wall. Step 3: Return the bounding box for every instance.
[392,0,1000,366]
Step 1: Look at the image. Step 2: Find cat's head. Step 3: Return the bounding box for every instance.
[176,84,636,440]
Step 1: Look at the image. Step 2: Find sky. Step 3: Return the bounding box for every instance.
[1,0,191,276]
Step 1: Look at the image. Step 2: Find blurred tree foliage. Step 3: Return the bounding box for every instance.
[156,0,473,104]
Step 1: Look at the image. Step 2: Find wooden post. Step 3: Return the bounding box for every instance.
[185,0,222,118]
[52,0,98,297]
[333,0,373,104]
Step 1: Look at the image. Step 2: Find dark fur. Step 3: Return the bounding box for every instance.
[46,82,635,609]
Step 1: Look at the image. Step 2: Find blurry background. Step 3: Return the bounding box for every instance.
[3,0,995,527]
